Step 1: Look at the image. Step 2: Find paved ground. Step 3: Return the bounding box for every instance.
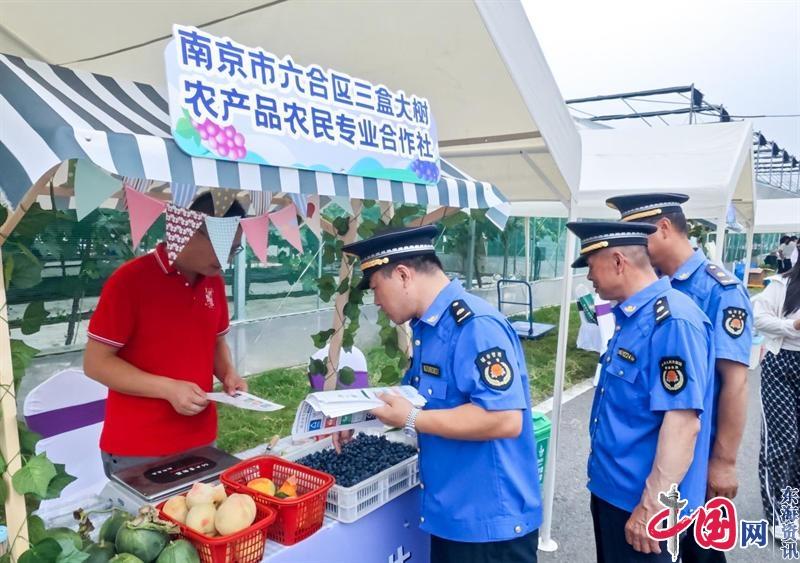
[538,367,780,561]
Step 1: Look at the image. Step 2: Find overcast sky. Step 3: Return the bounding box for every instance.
[523,0,800,155]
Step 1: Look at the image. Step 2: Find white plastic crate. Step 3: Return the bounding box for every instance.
[283,432,419,523]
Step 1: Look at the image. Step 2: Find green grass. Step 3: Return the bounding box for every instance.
[216,304,599,453]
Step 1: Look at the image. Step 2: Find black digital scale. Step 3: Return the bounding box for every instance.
[106,446,240,506]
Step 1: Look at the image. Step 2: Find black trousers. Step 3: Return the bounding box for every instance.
[679,522,727,563]
[759,349,800,523]
[430,529,538,563]
[590,494,672,563]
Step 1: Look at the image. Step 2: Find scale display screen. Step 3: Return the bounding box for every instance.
[110,446,240,501]
[144,456,218,484]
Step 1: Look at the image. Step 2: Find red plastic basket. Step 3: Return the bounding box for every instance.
[157,496,277,563]
[220,456,335,546]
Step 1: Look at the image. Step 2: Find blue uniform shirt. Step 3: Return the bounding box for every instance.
[588,277,715,514]
[671,250,753,440]
[402,279,542,542]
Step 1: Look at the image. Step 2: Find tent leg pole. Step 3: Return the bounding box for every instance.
[465,217,476,290]
[743,223,755,287]
[0,245,30,558]
[538,204,577,553]
[524,219,531,283]
[714,216,726,263]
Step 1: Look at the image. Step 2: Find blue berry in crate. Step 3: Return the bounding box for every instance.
[297,434,417,488]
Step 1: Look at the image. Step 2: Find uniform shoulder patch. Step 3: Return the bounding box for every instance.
[450,299,474,325]
[475,347,514,390]
[722,307,748,338]
[705,263,737,287]
[654,297,671,324]
[660,357,686,394]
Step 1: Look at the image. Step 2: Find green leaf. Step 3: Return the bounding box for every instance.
[0,204,8,226]
[310,329,335,349]
[12,453,57,498]
[7,243,43,289]
[55,539,89,563]
[12,203,57,242]
[0,476,7,504]
[332,216,350,236]
[42,463,77,500]
[175,116,201,145]
[317,275,337,302]
[19,422,42,457]
[28,515,47,544]
[357,221,376,240]
[307,358,326,376]
[336,278,349,295]
[0,552,10,563]
[22,301,50,335]
[3,253,13,291]
[338,366,355,385]
[12,340,39,388]
[19,538,62,563]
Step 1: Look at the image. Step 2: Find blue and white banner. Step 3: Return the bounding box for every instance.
[165,25,440,185]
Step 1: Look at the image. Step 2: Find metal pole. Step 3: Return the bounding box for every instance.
[743,222,755,287]
[465,217,476,290]
[539,204,578,552]
[714,216,726,263]
[233,234,247,321]
[524,218,531,282]
[531,217,538,281]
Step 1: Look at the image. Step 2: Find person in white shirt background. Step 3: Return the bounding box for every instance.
[753,258,800,537]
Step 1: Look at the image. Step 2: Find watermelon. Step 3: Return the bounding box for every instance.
[155,540,199,563]
[83,542,115,563]
[110,555,144,563]
[99,510,134,543]
[115,525,168,563]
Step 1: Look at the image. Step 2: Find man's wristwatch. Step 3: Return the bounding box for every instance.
[404,407,421,437]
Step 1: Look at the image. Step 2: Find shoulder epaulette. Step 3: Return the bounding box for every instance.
[450,299,474,325]
[654,296,671,324]
[705,263,738,287]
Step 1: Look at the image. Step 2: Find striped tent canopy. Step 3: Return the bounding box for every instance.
[0,53,510,228]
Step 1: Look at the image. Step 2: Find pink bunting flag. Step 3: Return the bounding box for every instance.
[240,214,270,265]
[271,203,303,253]
[126,186,166,250]
[165,204,205,265]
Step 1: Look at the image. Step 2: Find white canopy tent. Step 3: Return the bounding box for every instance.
[754,197,800,234]
[0,0,583,554]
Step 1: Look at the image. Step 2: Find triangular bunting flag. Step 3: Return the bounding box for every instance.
[210,187,238,217]
[205,216,241,270]
[171,182,198,208]
[75,159,123,220]
[240,214,270,265]
[271,203,303,253]
[250,190,271,216]
[126,187,166,250]
[305,195,321,240]
[120,176,151,208]
[165,204,205,265]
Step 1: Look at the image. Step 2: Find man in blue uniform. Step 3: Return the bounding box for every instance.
[607,194,752,563]
[343,225,541,563]
[567,221,715,561]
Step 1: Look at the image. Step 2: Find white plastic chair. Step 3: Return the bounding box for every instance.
[23,368,109,512]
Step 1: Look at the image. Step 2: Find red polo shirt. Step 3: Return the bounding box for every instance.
[88,243,230,456]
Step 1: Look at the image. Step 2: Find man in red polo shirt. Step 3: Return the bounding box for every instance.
[84,192,247,476]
